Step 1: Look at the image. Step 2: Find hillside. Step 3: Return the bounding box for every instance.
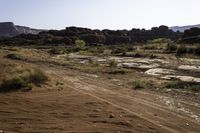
[0,22,44,37]
[0,25,182,46]
[170,24,200,32]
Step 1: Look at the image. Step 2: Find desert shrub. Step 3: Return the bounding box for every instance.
[65,46,80,53]
[86,47,105,54]
[0,77,32,92]
[149,54,158,59]
[165,80,180,88]
[194,46,200,55]
[176,45,187,55]
[29,69,49,86]
[3,48,18,51]
[111,47,127,55]
[165,80,200,92]
[88,59,99,67]
[128,52,157,59]
[150,38,172,44]
[187,47,195,54]
[175,46,200,56]
[106,68,128,74]
[132,80,146,90]
[126,46,135,52]
[5,54,21,60]
[103,49,112,56]
[0,68,48,92]
[143,45,157,50]
[166,43,177,52]
[133,52,143,58]
[49,47,65,55]
[132,80,154,90]
[75,39,86,48]
[108,60,117,68]
[56,81,64,86]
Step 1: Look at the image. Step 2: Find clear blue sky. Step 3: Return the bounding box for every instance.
[0,0,199,30]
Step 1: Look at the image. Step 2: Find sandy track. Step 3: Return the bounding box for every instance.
[58,72,200,132]
[48,67,200,133]
[0,65,200,133]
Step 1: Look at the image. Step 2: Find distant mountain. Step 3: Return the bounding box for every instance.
[0,22,45,37]
[170,24,200,32]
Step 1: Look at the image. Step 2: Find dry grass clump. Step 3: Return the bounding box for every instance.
[0,67,48,92]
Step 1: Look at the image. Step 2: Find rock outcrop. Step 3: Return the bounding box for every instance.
[0,22,44,37]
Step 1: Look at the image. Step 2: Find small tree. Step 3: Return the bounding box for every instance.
[75,39,86,48]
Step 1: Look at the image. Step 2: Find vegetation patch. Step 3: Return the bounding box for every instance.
[49,47,66,55]
[0,68,48,92]
[0,77,32,92]
[5,53,22,60]
[194,46,200,55]
[174,45,200,56]
[75,39,86,49]
[28,68,49,86]
[126,51,158,59]
[106,68,129,75]
[150,38,172,44]
[108,60,118,68]
[85,47,105,55]
[176,45,187,55]
[166,43,177,52]
[56,81,64,86]
[132,80,154,90]
[165,80,200,92]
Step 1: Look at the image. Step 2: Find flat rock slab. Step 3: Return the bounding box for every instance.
[180,58,200,65]
[145,68,176,76]
[68,54,93,59]
[119,63,159,69]
[162,75,200,83]
[178,65,200,72]
[108,57,169,64]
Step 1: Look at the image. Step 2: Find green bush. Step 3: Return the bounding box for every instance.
[56,81,64,86]
[150,38,172,44]
[129,52,157,59]
[194,46,200,55]
[75,39,86,48]
[132,80,154,90]
[87,47,103,53]
[143,45,157,50]
[0,68,48,92]
[106,68,127,74]
[49,47,65,55]
[126,46,134,52]
[176,45,187,55]
[29,69,49,86]
[0,77,31,92]
[5,54,21,60]
[112,47,127,55]
[149,54,158,59]
[133,52,143,58]
[166,43,177,52]
[24,83,33,91]
[132,80,146,90]
[108,60,117,68]
[165,80,200,92]
[187,47,195,54]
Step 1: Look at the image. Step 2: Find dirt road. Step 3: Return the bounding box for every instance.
[0,64,200,133]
